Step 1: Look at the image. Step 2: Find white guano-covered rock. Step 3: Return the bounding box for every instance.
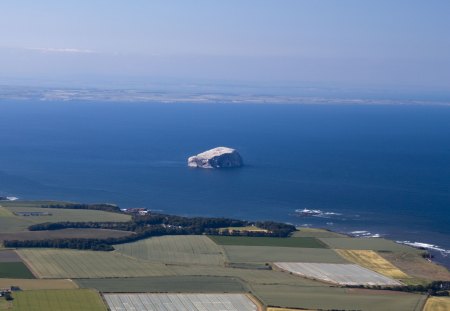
[188,147,243,169]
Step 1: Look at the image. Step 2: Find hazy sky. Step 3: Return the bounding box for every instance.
[1,0,450,91]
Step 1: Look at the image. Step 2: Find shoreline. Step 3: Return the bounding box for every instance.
[2,197,450,271]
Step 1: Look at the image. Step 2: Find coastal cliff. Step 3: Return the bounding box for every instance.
[188,147,243,168]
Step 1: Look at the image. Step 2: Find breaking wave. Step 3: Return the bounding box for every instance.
[396,241,450,256]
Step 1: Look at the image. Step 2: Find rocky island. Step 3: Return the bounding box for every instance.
[188,147,243,168]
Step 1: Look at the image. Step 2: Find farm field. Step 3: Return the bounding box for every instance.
[380,251,450,282]
[0,250,22,262]
[0,201,130,233]
[0,228,133,242]
[114,235,225,266]
[319,238,420,253]
[170,264,326,287]
[0,207,13,217]
[0,217,34,233]
[76,276,248,293]
[223,246,347,264]
[0,278,77,290]
[0,262,35,279]
[17,247,333,284]
[208,236,327,248]
[292,228,347,238]
[103,293,258,311]
[10,289,107,311]
[274,262,402,286]
[252,284,426,311]
[17,248,174,278]
[423,297,450,311]
[336,249,409,278]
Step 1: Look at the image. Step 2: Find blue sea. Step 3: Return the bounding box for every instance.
[0,100,449,267]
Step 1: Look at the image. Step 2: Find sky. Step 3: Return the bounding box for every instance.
[1,0,450,92]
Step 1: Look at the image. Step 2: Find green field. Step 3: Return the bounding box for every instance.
[0,207,13,217]
[223,245,347,263]
[252,284,427,311]
[0,262,35,279]
[208,236,327,248]
[114,235,225,266]
[170,264,326,286]
[292,228,347,238]
[0,278,78,290]
[10,289,107,311]
[319,238,420,253]
[76,276,249,293]
[18,248,174,278]
[0,201,130,233]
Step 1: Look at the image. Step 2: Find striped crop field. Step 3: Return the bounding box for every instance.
[114,235,225,265]
[103,293,259,311]
[423,297,450,311]
[274,262,402,286]
[336,249,409,278]
[17,248,174,278]
[11,289,107,311]
[223,246,346,264]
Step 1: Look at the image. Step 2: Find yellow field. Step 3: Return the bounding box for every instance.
[336,249,408,278]
[423,297,450,311]
[0,278,78,290]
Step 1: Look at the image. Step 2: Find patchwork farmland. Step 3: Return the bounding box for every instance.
[114,235,225,266]
[103,293,259,311]
[0,200,441,311]
[274,262,403,286]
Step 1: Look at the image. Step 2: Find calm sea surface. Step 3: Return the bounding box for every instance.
[1,101,449,266]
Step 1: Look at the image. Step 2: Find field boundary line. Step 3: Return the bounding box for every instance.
[14,249,41,279]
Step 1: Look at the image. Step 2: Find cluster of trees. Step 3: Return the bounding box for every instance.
[133,213,248,228]
[346,281,450,296]
[29,212,296,237]
[7,212,296,251]
[4,238,115,251]
[40,203,121,213]
[28,221,134,231]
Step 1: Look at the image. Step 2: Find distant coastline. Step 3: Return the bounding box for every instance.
[1,85,449,106]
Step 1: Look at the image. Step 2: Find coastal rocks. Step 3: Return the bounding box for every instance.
[188,147,243,169]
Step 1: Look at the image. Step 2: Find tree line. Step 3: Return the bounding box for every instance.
[5,212,296,251]
[346,281,450,296]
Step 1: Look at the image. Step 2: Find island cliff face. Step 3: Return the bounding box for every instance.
[188,147,243,168]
